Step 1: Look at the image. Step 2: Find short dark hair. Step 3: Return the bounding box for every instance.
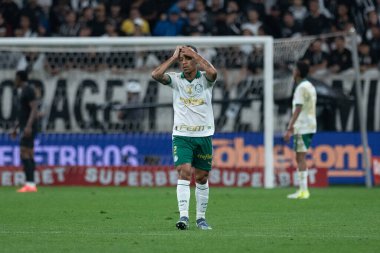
[186,45,198,53]
[296,61,309,78]
[16,70,28,81]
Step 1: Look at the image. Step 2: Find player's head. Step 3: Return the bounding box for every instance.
[179,45,198,74]
[15,70,28,87]
[186,45,198,53]
[294,61,309,79]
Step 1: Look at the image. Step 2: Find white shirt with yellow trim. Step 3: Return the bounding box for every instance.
[165,71,216,137]
[292,79,317,134]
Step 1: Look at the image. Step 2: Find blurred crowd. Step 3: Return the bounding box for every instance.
[0,0,380,74]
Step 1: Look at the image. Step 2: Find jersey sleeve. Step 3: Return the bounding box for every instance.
[201,71,216,88]
[293,86,304,105]
[165,72,177,89]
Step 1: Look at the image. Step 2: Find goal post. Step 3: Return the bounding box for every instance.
[0,36,276,188]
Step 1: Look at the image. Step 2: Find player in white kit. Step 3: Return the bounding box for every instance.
[152,45,217,230]
[284,61,317,199]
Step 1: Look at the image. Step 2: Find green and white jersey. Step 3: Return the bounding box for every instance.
[293,79,317,134]
[165,70,216,137]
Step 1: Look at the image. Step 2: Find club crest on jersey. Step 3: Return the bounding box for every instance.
[194,83,203,94]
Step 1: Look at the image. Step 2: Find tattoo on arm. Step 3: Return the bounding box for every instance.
[152,49,179,85]
[195,55,217,82]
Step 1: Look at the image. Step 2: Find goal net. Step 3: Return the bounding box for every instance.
[0,34,356,188]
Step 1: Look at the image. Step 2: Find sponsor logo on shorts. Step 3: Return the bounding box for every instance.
[197,154,212,160]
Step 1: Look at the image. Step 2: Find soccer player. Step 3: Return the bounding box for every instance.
[10,70,39,193]
[151,45,217,230]
[284,61,317,199]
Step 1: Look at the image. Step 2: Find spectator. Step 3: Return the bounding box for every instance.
[280,11,302,38]
[303,0,330,35]
[120,7,150,36]
[331,3,352,32]
[21,0,48,32]
[194,0,213,28]
[70,0,97,12]
[118,79,144,132]
[264,5,282,38]
[242,0,266,20]
[302,39,329,75]
[207,0,225,32]
[59,10,81,36]
[102,20,118,37]
[108,1,123,30]
[0,12,12,36]
[239,27,255,54]
[171,0,191,16]
[78,6,94,28]
[15,14,37,37]
[243,45,264,75]
[131,18,146,36]
[328,36,352,74]
[134,0,158,30]
[358,42,379,72]
[90,3,106,36]
[364,8,380,41]
[36,0,52,14]
[367,26,380,60]
[49,0,71,35]
[0,0,20,35]
[225,0,243,24]
[241,9,262,36]
[288,0,308,25]
[78,24,91,36]
[207,0,224,12]
[183,10,210,36]
[275,0,291,11]
[153,6,185,36]
[226,0,240,13]
[215,9,241,36]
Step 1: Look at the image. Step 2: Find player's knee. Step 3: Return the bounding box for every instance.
[195,172,208,184]
[177,164,192,180]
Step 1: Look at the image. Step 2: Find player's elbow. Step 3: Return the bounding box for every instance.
[151,70,161,81]
[208,69,217,81]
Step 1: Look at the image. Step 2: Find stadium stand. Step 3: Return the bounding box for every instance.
[0,0,380,133]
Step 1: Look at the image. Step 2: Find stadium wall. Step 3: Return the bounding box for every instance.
[0,132,379,186]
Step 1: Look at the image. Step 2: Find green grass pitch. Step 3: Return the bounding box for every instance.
[1,187,379,253]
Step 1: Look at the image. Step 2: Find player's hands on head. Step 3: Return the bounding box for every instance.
[180,46,197,58]
[173,46,182,60]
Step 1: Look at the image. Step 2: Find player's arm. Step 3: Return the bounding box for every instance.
[284,105,302,143]
[151,46,181,85]
[23,100,38,137]
[181,46,217,82]
[10,121,19,140]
